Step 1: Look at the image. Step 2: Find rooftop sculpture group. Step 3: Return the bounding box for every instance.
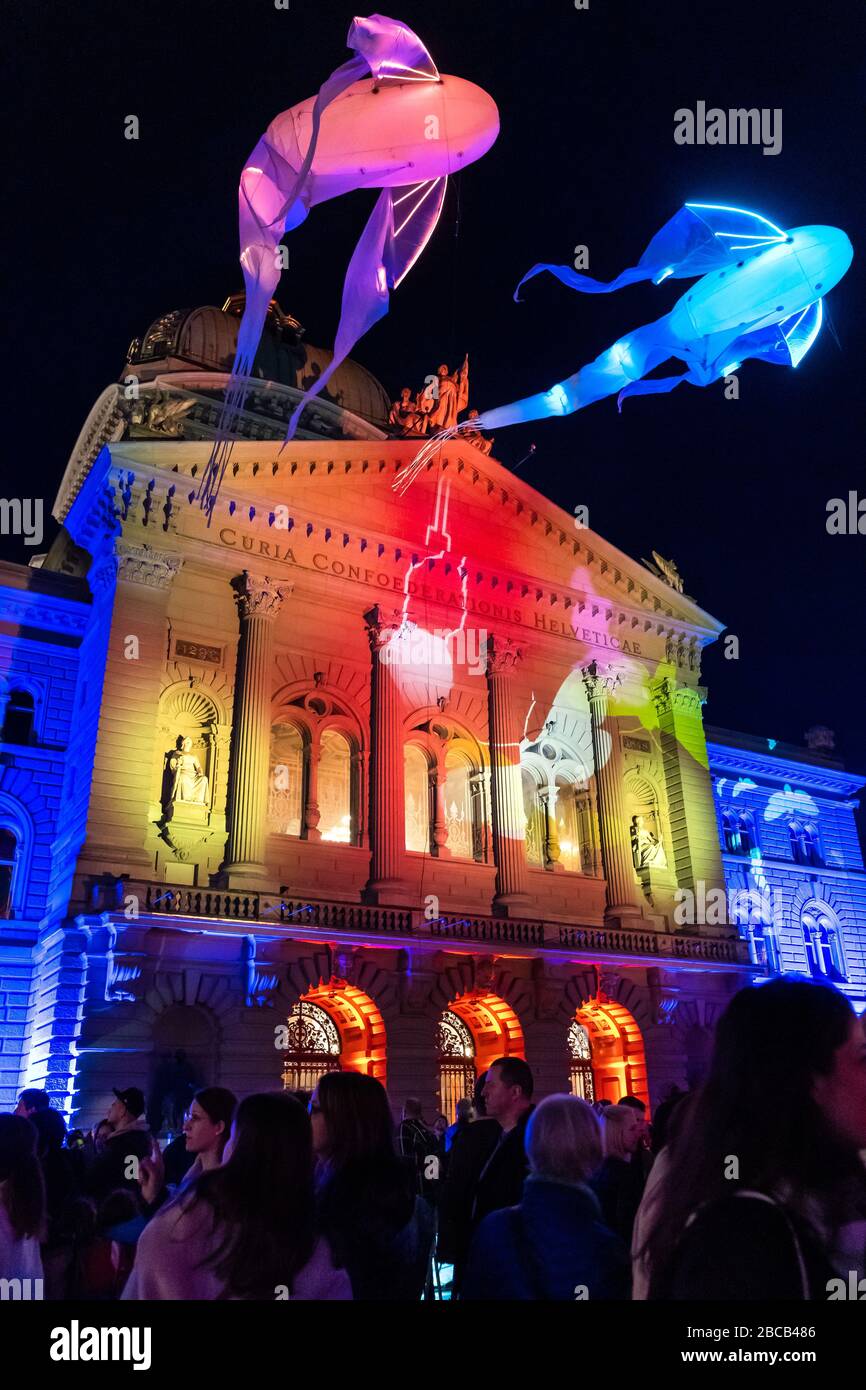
[389,357,494,454]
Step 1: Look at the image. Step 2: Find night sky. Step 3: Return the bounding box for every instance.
[5,0,865,779]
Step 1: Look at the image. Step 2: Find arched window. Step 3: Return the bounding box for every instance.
[802,903,845,982]
[567,1019,595,1102]
[522,769,544,866]
[747,919,781,975]
[801,824,822,866]
[404,744,430,853]
[790,822,822,867]
[319,730,354,843]
[724,809,758,855]
[436,1009,476,1123]
[722,811,740,853]
[737,812,757,856]
[0,829,17,918]
[281,999,342,1091]
[2,690,35,745]
[555,777,581,873]
[268,723,305,836]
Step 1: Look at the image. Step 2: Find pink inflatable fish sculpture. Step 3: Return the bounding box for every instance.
[198,12,499,516]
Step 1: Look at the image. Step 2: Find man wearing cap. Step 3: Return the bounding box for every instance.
[85,1087,152,1204]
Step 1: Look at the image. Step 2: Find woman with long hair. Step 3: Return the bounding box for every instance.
[0,1115,46,1283]
[123,1092,350,1299]
[311,1071,434,1300]
[640,978,866,1299]
[139,1086,237,1211]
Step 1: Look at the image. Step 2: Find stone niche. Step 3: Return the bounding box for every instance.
[148,681,231,883]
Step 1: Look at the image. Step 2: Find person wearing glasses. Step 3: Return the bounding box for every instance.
[139,1087,237,1214]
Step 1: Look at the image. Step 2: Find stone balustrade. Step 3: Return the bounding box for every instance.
[82,875,750,964]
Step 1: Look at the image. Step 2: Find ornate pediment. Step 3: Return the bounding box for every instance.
[57,438,724,677]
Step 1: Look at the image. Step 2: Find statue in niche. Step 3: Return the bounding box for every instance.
[631,814,666,870]
[167,736,209,807]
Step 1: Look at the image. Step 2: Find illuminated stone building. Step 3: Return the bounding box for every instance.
[1,298,862,1124]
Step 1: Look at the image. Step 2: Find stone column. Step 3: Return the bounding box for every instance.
[651,676,725,897]
[364,606,411,904]
[430,762,449,857]
[303,734,322,842]
[541,786,563,870]
[81,543,182,872]
[484,636,530,915]
[223,572,288,886]
[469,771,490,863]
[582,661,644,919]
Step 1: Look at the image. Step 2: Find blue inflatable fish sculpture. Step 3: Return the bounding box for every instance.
[394,202,852,492]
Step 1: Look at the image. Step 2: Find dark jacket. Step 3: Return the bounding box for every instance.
[85,1123,152,1205]
[438,1117,501,1270]
[591,1154,646,1245]
[316,1155,434,1301]
[397,1118,440,1201]
[471,1106,535,1228]
[659,1192,837,1301]
[462,1177,631,1301]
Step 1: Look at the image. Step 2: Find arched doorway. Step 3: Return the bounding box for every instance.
[567,997,649,1108]
[435,1010,476,1122]
[280,980,386,1090]
[147,1004,217,1134]
[436,991,525,1121]
[567,1019,595,1102]
[280,999,342,1091]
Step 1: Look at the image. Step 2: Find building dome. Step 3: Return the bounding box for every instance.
[127,296,392,428]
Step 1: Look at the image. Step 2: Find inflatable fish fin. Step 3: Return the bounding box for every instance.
[708,300,824,379]
[349,13,439,82]
[514,260,651,301]
[516,203,788,304]
[779,299,824,367]
[617,372,694,411]
[388,176,448,287]
[286,175,447,438]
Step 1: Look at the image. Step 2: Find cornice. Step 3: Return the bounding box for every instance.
[708,741,866,798]
[95,446,720,675]
[0,586,90,636]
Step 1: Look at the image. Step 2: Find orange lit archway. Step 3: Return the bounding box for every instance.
[285,979,387,1087]
[448,991,525,1074]
[436,991,525,1122]
[572,996,649,1110]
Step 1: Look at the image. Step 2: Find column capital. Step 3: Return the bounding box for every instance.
[232,571,290,621]
[651,675,673,716]
[581,659,622,703]
[483,633,523,678]
[652,676,707,719]
[116,541,183,590]
[364,604,412,653]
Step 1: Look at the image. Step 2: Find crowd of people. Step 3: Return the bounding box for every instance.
[1,978,865,1301]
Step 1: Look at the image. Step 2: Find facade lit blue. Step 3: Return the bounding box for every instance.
[708,727,866,1012]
